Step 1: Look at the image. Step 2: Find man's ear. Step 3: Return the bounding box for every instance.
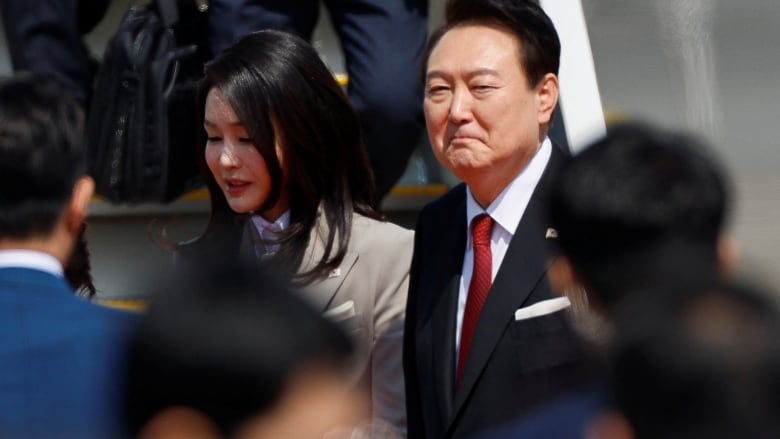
[717,234,740,280]
[536,73,559,126]
[548,255,579,295]
[586,411,636,439]
[139,407,221,439]
[66,176,94,233]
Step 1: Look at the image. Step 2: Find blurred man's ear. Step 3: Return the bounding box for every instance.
[717,234,740,280]
[550,256,612,347]
[586,411,635,439]
[548,255,579,295]
[139,407,221,439]
[66,176,94,234]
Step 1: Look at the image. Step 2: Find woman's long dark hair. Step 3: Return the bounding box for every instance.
[194,30,380,284]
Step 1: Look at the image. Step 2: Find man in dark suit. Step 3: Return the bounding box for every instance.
[403,1,594,438]
[0,74,137,438]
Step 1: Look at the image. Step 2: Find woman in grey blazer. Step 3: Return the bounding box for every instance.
[178,30,412,436]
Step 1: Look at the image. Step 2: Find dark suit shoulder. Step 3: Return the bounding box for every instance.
[548,141,570,170]
[417,183,466,225]
[552,138,572,159]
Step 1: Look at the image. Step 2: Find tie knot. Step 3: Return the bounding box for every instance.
[471,214,494,247]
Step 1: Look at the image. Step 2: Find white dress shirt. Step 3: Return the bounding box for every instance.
[250,211,290,256]
[455,137,552,357]
[0,249,64,277]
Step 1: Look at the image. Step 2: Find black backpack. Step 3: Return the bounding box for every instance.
[87,0,206,204]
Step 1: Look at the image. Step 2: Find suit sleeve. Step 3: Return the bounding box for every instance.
[369,225,414,436]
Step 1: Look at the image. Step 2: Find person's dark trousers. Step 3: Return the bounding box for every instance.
[208,0,428,200]
[1,0,111,106]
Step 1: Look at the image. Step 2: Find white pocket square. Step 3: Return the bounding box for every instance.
[514,297,571,321]
[324,300,356,321]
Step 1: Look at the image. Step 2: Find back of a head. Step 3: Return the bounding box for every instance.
[439,0,560,86]
[549,122,730,309]
[125,262,356,437]
[610,282,780,438]
[0,74,86,239]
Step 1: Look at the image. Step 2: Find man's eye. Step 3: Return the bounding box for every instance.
[426,85,450,97]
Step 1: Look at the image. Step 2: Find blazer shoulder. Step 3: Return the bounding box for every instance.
[351,214,414,255]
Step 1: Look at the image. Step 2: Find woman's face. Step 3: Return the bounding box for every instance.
[204,87,288,221]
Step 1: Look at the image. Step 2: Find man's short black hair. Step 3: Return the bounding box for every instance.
[0,73,86,238]
[549,122,730,309]
[425,0,560,87]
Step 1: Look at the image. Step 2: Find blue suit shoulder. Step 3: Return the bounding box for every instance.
[472,386,608,439]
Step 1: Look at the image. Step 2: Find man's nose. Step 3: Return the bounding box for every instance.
[448,88,473,124]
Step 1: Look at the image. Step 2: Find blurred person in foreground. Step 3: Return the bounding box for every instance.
[476,121,737,438]
[0,73,138,439]
[124,262,369,439]
[596,281,780,439]
[403,1,595,437]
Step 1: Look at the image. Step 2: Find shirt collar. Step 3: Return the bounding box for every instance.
[251,210,291,241]
[466,136,552,237]
[0,249,64,277]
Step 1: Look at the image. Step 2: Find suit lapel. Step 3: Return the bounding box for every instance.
[297,213,358,312]
[431,275,459,423]
[449,146,565,426]
[429,194,467,423]
[239,212,358,312]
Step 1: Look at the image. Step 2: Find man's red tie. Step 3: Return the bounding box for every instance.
[457,213,494,385]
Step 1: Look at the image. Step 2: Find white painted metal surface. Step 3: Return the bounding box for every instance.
[540,0,606,152]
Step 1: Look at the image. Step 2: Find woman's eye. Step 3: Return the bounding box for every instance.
[206,136,222,142]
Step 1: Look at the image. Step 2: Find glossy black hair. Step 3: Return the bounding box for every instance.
[194,30,380,283]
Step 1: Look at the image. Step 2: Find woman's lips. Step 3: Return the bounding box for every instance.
[225,179,250,195]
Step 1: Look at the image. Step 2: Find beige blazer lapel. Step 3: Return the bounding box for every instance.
[239,211,359,312]
[298,213,359,312]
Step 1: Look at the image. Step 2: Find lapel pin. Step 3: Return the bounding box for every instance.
[328,268,341,278]
[545,228,558,239]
